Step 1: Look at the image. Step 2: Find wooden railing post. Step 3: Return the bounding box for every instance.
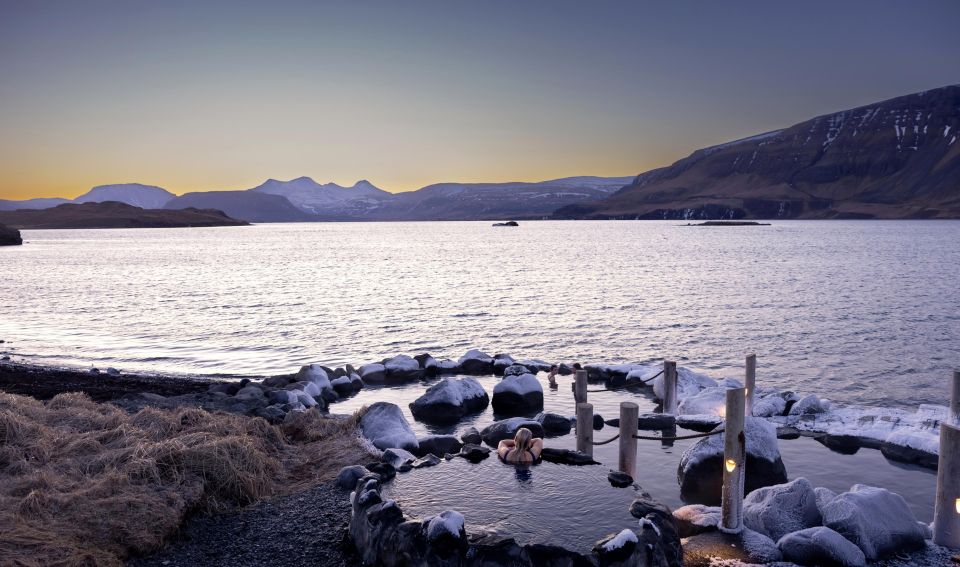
[576,402,594,457]
[574,370,588,406]
[618,402,639,478]
[745,354,756,416]
[933,421,960,549]
[951,370,960,425]
[663,360,678,415]
[720,387,746,534]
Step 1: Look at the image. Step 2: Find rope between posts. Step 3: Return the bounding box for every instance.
[591,433,620,446]
[633,429,725,441]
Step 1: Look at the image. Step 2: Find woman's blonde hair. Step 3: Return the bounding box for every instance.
[514,427,533,453]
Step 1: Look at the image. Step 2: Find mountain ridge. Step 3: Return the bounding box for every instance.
[556,84,960,220]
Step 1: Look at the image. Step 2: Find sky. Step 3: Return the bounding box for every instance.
[1,1,958,200]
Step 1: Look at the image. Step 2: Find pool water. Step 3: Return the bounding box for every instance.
[332,370,937,545]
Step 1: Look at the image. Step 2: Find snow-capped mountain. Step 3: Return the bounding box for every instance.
[74,184,176,209]
[250,177,392,215]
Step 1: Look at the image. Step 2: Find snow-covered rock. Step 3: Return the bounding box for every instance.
[678,386,727,416]
[426,510,466,543]
[331,374,363,396]
[359,402,419,452]
[492,373,543,415]
[743,477,822,541]
[493,354,515,374]
[678,417,787,505]
[359,363,387,383]
[599,528,637,552]
[457,349,494,374]
[409,377,489,423]
[652,367,718,401]
[436,359,460,373]
[480,417,544,446]
[295,364,332,391]
[789,394,829,415]
[752,394,788,417]
[820,484,926,560]
[777,526,867,567]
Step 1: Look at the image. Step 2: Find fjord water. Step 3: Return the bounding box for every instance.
[1,220,959,407]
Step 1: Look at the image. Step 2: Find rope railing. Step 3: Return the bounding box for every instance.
[633,428,724,441]
[591,433,620,446]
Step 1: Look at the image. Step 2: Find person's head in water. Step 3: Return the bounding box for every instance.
[572,362,582,370]
[514,427,534,452]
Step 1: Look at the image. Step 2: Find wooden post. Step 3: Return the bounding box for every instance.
[720,387,746,534]
[576,402,594,457]
[574,370,588,406]
[951,370,960,425]
[663,361,678,415]
[745,354,756,416]
[618,402,639,478]
[933,422,960,549]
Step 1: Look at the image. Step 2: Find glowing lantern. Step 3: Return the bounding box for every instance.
[725,459,737,472]
[955,497,960,514]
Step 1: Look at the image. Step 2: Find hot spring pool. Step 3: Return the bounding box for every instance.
[332,372,937,548]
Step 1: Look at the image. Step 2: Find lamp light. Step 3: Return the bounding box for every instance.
[725,459,737,473]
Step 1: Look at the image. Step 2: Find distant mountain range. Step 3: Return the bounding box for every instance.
[3,85,957,222]
[557,85,960,219]
[0,176,634,222]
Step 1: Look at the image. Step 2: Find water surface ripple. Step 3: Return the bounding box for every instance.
[1,220,958,407]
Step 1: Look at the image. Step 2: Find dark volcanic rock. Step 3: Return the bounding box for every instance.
[491,374,544,415]
[539,447,598,466]
[0,223,22,245]
[535,412,572,436]
[458,444,491,463]
[415,435,463,458]
[480,418,544,446]
[608,471,633,488]
[460,427,482,445]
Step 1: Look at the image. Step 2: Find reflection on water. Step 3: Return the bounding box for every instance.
[2,221,959,407]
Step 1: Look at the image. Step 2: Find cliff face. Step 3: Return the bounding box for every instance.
[0,223,23,245]
[0,202,249,229]
[556,85,960,220]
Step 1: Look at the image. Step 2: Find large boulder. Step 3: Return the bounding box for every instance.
[413,353,439,376]
[0,224,22,246]
[743,477,821,541]
[491,373,543,415]
[458,349,494,374]
[534,412,572,436]
[359,402,419,452]
[777,526,867,567]
[652,367,717,402]
[789,394,829,415]
[409,377,489,423]
[331,373,363,396]
[502,364,530,377]
[820,484,926,561]
[479,417,544,446]
[678,417,787,505]
[673,505,721,538]
[383,355,423,382]
[336,465,370,489]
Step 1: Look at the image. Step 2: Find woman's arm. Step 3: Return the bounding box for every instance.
[497,439,515,459]
[530,438,544,456]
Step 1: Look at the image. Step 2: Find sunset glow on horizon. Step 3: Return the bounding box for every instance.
[2,0,958,200]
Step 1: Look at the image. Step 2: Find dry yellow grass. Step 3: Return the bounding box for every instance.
[0,392,373,567]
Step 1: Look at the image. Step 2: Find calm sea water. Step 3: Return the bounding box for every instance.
[1,220,959,407]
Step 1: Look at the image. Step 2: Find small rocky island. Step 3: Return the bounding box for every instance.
[0,223,22,245]
[687,221,770,226]
[492,221,519,227]
[0,201,249,229]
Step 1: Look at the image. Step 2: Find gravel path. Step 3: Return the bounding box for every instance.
[128,481,358,567]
